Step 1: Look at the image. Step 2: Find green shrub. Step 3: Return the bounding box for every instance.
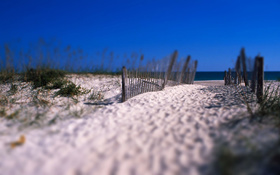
[46,79,68,89]
[214,146,238,175]
[55,82,82,97]
[0,108,6,116]
[0,95,8,106]
[88,91,104,101]
[24,68,66,88]
[6,110,20,120]
[7,83,18,95]
[0,71,15,83]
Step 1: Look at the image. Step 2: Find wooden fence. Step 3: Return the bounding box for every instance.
[224,48,264,102]
[122,51,198,102]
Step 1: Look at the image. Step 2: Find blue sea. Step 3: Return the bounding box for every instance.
[194,71,280,81]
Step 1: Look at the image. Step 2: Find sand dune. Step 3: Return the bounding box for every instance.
[0,76,278,175]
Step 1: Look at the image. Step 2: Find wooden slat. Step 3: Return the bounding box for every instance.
[250,57,258,93]
[185,68,190,84]
[256,56,264,103]
[228,68,231,85]
[128,70,131,99]
[191,60,198,84]
[179,55,191,84]
[235,56,241,84]
[163,50,178,88]
[142,80,162,89]
[121,66,127,102]
[240,48,249,86]
[224,71,227,85]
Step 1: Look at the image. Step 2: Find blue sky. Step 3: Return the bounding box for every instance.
[0,0,280,71]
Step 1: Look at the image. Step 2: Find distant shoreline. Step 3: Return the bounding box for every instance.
[194,71,280,81]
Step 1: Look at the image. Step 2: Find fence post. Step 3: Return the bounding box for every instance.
[185,68,190,84]
[179,55,191,84]
[240,48,249,86]
[228,68,231,85]
[191,60,198,84]
[256,56,264,103]
[128,70,131,99]
[133,70,136,96]
[224,71,227,85]
[235,56,241,85]
[122,66,127,102]
[163,50,178,88]
[251,57,258,93]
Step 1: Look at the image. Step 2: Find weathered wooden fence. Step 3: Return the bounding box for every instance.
[122,51,198,102]
[224,48,264,102]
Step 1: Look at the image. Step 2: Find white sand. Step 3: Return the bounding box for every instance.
[0,76,278,175]
[194,80,224,86]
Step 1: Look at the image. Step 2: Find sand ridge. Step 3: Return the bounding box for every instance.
[0,78,252,175]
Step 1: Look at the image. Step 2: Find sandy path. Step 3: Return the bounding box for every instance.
[194,80,224,86]
[0,84,248,175]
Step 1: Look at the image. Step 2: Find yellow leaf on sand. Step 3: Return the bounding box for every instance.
[10,135,25,149]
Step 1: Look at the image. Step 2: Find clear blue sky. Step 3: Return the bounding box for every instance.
[1,0,280,71]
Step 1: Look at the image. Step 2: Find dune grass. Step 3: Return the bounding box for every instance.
[214,140,280,175]
[257,84,280,118]
[234,75,280,122]
[215,82,280,174]
[0,71,15,83]
[0,38,140,81]
[23,68,66,88]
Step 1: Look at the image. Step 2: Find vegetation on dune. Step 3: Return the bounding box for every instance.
[55,81,86,97]
[214,82,280,175]
[0,38,150,131]
[23,68,66,88]
[86,68,122,76]
[0,44,16,83]
[0,71,15,83]
[235,82,280,121]
[214,146,243,175]
[0,94,9,106]
[0,38,134,81]
[71,67,122,76]
[0,108,6,116]
[45,78,68,89]
[257,85,280,118]
[213,84,280,174]
[7,83,18,96]
[88,91,104,101]
[214,141,280,175]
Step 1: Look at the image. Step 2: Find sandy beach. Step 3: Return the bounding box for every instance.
[0,75,279,175]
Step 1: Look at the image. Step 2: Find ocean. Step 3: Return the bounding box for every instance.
[194,71,280,81]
